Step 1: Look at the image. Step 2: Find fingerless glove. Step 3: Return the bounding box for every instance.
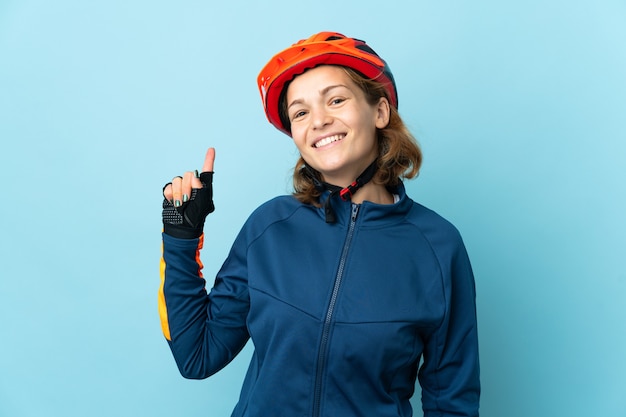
[162,172,215,239]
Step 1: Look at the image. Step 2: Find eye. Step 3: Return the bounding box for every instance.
[290,110,307,121]
[330,97,346,106]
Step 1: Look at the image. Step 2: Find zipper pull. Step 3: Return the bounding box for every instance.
[351,204,359,223]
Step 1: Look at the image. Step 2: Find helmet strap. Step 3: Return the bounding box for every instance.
[305,160,378,223]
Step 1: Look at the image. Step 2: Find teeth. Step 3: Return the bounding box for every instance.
[314,134,344,148]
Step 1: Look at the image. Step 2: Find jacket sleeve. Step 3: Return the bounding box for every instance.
[419,234,481,417]
[158,232,250,379]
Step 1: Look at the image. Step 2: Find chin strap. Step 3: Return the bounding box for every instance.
[305,160,378,223]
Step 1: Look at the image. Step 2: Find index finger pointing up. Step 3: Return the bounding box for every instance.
[202,147,215,173]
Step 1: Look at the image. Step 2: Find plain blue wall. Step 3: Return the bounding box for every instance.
[1,1,624,416]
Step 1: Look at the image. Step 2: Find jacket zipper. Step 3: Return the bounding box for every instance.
[312,203,360,417]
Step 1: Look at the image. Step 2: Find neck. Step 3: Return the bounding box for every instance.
[313,159,394,205]
[350,182,394,205]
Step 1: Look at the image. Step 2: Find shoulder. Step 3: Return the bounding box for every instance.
[394,183,462,240]
[403,198,466,249]
[406,199,460,232]
[249,194,306,220]
[240,195,312,235]
[402,199,474,285]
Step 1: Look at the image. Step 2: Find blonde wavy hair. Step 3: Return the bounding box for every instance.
[280,66,422,206]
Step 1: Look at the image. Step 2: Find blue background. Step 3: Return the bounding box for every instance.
[1,1,625,416]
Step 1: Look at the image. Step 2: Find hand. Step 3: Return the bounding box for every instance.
[164,148,215,204]
[162,148,216,239]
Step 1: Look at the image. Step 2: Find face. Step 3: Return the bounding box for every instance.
[285,65,390,186]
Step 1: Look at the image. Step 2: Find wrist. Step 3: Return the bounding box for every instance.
[163,222,204,239]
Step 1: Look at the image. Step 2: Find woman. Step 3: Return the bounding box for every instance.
[159,32,480,417]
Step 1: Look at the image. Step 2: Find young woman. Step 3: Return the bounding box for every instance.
[160,32,480,417]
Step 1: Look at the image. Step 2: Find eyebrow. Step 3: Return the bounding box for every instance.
[287,84,349,110]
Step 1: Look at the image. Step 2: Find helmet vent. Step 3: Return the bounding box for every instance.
[355,44,379,57]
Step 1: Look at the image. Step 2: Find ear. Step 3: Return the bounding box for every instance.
[374,97,391,129]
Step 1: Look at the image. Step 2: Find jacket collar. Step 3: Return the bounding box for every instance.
[316,182,413,227]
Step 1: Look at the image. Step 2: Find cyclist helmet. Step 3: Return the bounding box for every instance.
[257,31,398,136]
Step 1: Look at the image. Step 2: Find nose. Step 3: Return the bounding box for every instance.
[311,107,332,130]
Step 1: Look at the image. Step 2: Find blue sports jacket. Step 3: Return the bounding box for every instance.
[159,183,480,416]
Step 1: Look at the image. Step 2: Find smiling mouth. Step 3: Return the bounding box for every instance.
[314,134,345,148]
